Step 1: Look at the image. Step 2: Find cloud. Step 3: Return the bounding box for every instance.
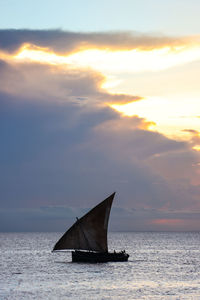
[1,29,199,54]
[92,117,186,160]
[1,89,198,214]
[182,129,200,145]
[1,29,200,231]
[183,129,199,134]
[0,59,140,105]
[1,90,200,230]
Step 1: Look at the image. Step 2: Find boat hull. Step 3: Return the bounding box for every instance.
[72,250,129,263]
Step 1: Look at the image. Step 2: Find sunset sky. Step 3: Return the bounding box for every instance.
[1,0,200,231]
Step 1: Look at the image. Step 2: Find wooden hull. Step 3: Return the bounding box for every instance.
[72,250,129,263]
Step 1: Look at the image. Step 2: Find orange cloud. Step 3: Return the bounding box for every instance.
[151,218,184,226]
[94,115,155,134]
[150,217,200,231]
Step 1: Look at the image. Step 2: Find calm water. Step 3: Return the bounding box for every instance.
[1,232,200,299]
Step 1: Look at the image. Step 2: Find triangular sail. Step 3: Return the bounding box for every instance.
[53,193,115,252]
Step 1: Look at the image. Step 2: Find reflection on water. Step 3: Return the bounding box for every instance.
[0,232,200,299]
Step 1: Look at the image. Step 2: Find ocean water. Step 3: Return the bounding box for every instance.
[0,232,200,299]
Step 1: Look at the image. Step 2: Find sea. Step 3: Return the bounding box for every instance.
[1,232,200,299]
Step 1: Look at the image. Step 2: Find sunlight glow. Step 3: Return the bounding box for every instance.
[193,146,200,151]
[64,46,200,73]
[7,43,200,74]
[14,44,68,65]
[110,97,200,139]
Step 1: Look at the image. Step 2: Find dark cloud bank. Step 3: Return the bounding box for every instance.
[0,29,195,54]
[0,30,200,231]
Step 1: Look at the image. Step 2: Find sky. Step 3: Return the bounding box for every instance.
[0,0,200,232]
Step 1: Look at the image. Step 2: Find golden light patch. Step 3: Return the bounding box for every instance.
[193,146,200,151]
[14,43,68,65]
[46,45,200,73]
[1,43,199,74]
[110,96,200,138]
[101,76,122,90]
[0,50,12,61]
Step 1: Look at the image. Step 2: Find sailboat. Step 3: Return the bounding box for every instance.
[52,192,129,263]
